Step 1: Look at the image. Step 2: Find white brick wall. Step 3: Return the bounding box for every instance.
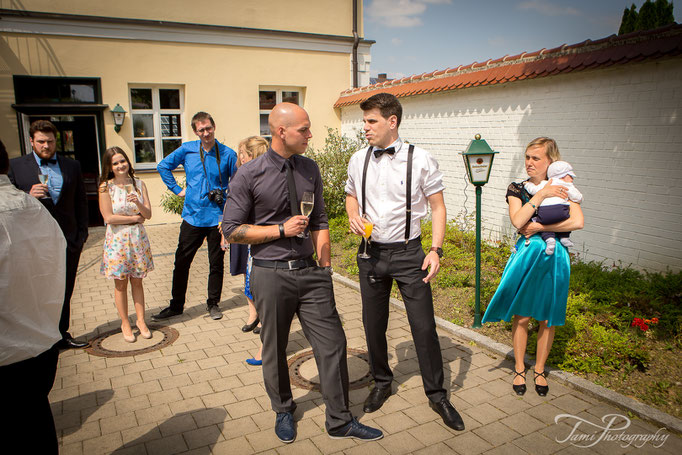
[340,58,682,272]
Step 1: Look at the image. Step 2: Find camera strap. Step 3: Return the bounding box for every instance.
[199,142,224,192]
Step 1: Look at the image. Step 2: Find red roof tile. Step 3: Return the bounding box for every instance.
[335,24,682,108]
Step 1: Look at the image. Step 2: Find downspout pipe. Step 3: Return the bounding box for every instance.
[352,0,359,88]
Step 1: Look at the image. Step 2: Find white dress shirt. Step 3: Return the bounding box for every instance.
[0,174,65,365]
[345,138,445,243]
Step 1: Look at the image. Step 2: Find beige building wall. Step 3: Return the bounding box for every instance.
[0,33,352,223]
[0,0,363,37]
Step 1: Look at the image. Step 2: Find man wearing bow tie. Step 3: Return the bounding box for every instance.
[9,119,89,349]
[345,93,464,432]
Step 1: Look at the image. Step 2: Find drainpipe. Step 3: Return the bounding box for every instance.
[352,0,359,88]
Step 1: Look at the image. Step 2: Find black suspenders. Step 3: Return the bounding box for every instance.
[361,144,415,243]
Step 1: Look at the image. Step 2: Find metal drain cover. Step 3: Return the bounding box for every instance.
[85,325,179,357]
[288,347,372,391]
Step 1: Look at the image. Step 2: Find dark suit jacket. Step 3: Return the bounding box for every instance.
[8,153,89,252]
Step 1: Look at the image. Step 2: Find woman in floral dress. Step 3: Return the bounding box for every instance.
[99,147,154,342]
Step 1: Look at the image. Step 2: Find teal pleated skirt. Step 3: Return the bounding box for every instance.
[482,235,570,327]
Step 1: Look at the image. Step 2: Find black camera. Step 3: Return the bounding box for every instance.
[208,189,225,206]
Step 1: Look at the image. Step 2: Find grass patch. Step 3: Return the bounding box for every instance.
[329,216,682,418]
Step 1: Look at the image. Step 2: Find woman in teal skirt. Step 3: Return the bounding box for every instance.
[482,137,584,397]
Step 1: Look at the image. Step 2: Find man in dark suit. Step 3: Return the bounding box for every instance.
[9,120,89,349]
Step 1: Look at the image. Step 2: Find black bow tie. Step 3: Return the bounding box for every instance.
[40,158,57,166]
[373,147,396,158]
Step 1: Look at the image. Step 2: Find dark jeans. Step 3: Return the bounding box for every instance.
[170,220,225,310]
[357,238,446,402]
[0,346,59,454]
[251,264,351,432]
[60,246,82,339]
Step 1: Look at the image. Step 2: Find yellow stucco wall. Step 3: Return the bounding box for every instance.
[0,34,351,224]
[0,0,363,37]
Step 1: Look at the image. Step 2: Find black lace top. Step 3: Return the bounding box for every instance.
[505,181,531,205]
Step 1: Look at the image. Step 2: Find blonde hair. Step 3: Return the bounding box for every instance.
[526,137,561,162]
[237,136,269,167]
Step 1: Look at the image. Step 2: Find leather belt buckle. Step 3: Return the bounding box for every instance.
[287,260,297,270]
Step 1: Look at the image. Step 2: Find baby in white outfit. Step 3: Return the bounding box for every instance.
[523,161,583,255]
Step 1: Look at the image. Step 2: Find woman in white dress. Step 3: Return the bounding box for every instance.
[98,147,154,342]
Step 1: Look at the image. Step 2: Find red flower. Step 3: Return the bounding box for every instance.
[651,317,659,324]
[640,324,649,331]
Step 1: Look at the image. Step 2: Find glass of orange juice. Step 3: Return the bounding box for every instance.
[358,214,373,259]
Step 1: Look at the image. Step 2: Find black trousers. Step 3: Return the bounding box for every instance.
[60,246,82,339]
[251,264,352,432]
[0,346,59,454]
[357,238,446,402]
[170,220,225,310]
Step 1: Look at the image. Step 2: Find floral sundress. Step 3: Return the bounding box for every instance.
[100,179,154,279]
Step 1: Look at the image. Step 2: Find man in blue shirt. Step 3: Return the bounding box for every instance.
[153,112,237,321]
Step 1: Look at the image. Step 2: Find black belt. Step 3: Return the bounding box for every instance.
[370,236,422,250]
[252,257,317,270]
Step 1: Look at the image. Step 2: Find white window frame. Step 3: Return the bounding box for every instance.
[128,85,185,169]
[259,86,304,139]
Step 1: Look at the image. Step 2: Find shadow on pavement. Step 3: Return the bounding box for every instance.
[110,408,227,454]
[56,389,114,436]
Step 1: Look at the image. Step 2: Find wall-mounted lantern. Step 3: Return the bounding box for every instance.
[111,104,127,133]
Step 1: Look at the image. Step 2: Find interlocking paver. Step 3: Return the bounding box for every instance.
[49,223,681,454]
[378,431,426,454]
[472,420,521,447]
[408,420,456,446]
[444,431,494,454]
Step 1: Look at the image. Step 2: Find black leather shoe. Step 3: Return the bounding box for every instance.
[512,367,528,396]
[534,370,549,397]
[151,307,183,321]
[363,386,392,413]
[241,317,260,332]
[253,325,261,334]
[208,305,222,320]
[60,337,89,349]
[429,399,465,431]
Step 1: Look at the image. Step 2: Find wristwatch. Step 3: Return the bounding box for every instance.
[430,246,444,258]
[321,266,334,275]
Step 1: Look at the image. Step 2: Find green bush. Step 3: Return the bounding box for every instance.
[159,178,186,215]
[307,128,367,219]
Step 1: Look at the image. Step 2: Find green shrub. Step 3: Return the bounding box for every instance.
[159,178,186,215]
[307,128,367,219]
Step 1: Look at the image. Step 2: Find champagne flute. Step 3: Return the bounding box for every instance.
[38,174,49,199]
[358,214,373,259]
[297,191,314,238]
[124,183,134,194]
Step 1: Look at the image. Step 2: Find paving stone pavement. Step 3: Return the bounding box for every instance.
[52,223,682,454]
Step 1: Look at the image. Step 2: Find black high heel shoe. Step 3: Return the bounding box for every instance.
[241,317,260,332]
[512,368,528,396]
[534,370,549,397]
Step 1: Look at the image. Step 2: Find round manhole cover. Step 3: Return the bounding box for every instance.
[85,325,179,357]
[288,347,372,391]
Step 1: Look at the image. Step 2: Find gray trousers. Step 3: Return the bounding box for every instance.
[251,265,351,431]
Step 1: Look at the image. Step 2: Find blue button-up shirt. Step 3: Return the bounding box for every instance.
[33,152,63,204]
[158,140,237,227]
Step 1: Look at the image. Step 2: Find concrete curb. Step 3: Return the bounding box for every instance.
[332,273,682,435]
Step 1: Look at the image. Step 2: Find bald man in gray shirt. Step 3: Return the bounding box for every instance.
[221,103,382,444]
